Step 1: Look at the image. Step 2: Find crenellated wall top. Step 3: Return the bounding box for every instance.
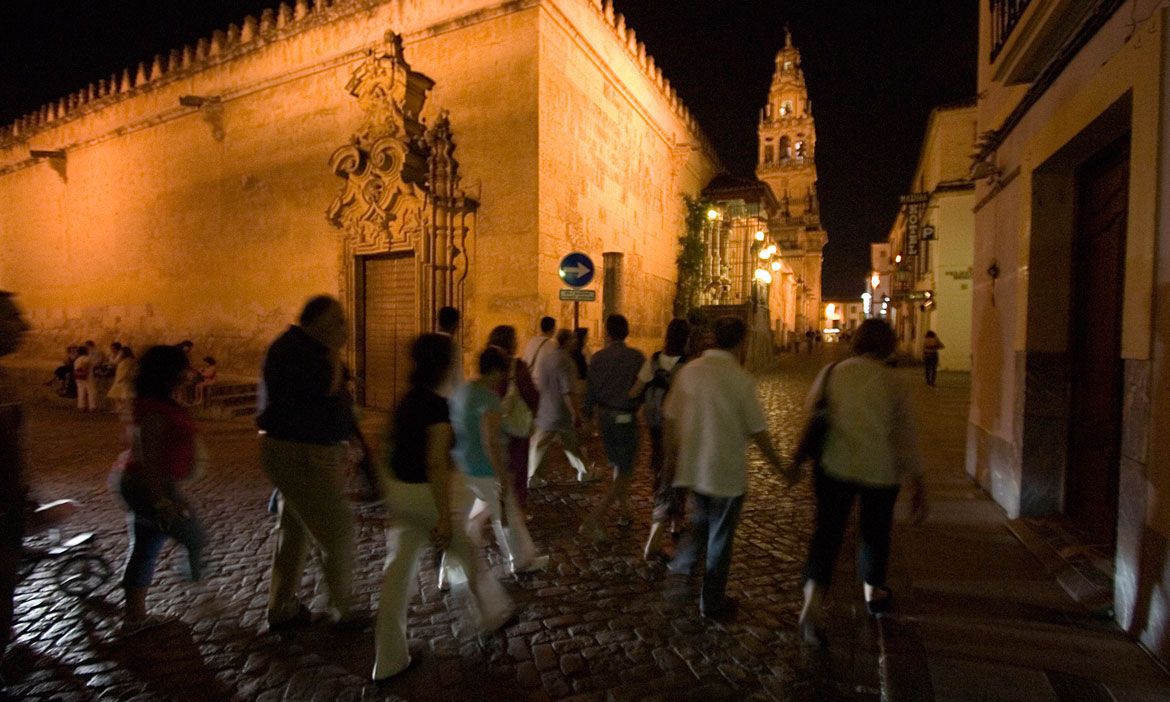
[570,0,717,163]
[0,0,402,147]
[2,0,717,165]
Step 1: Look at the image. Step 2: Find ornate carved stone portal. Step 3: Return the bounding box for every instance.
[326,30,476,328]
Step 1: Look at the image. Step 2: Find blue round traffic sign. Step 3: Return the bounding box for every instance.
[558,252,595,288]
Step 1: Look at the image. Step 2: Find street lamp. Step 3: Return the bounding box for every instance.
[754,268,773,284]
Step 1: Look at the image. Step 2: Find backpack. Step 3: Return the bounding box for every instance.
[642,352,684,429]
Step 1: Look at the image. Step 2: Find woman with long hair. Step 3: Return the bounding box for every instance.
[373,334,513,681]
[485,325,539,511]
[114,344,207,634]
[797,319,928,646]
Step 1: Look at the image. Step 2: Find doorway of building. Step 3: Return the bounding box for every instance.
[1065,135,1129,550]
[361,253,416,411]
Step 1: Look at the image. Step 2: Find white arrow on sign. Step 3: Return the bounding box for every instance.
[563,263,591,279]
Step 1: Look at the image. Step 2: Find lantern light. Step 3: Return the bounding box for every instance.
[754,231,765,241]
[771,261,782,271]
[754,269,773,284]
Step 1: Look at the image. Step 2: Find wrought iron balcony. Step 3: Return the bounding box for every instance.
[990,0,1033,62]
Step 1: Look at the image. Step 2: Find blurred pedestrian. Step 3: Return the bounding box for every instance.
[486,325,539,511]
[665,317,790,620]
[627,318,690,560]
[436,306,463,397]
[193,356,217,404]
[528,329,596,487]
[112,345,208,635]
[795,319,928,647]
[0,292,31,684]
[443,346,547,582]
[73,345,97,412]
[106,346,137,417]
[569,327,589,396]
[374,334,513,681]
[922,331,944,386]
[257,295,355,630]
[521,317,556,383]
[580,315,644,543]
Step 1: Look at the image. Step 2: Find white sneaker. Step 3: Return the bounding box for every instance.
[512,554,550,575]
[576,470,600,484]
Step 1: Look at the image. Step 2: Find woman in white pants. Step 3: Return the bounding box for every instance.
[373,334,513,682]
[444,347,547,581]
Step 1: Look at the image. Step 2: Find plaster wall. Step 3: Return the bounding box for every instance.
[535,0,717,354]
[930,191,974,372]
[972,3,1170,662]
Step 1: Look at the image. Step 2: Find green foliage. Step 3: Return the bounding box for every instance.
[673,195,710,317]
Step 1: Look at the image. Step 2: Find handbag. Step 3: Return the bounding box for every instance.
[499,359,534,438]
[792,362,837,468]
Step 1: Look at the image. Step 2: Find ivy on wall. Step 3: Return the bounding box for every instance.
[673,195,710,317]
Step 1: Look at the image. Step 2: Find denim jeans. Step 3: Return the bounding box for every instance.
[118,473,205,589]
[669,492,744,613]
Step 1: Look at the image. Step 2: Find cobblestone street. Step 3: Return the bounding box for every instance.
[4,350,961,701]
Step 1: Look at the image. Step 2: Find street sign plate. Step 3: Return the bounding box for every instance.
[559,288,596,302]
[558,252,595,288]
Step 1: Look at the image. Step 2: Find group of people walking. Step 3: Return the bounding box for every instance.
[0,289,930,690]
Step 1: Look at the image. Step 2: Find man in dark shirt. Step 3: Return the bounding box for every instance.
[580,314,645,543]
[257,295,355,629]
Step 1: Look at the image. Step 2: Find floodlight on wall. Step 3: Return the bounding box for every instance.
[29,149,65,159]
[771,261,782,271]
[754,231,765,241]
[754,269,773,284]
[179,95,221,107]
[706,208,720,220]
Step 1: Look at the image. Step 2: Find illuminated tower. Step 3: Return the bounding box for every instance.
[756,28,827,333]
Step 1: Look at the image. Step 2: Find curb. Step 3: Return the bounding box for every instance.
[876,614,934,702]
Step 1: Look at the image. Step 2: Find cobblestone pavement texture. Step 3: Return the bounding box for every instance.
[4,350,935,701]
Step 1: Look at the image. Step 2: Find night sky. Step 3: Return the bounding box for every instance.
[0,0,976,297]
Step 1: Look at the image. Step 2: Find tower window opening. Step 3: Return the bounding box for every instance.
[764,145,774,164]
[783,61,794,71]
[794,140,806,158]
[781,100,793,117]
[778,136,791,160]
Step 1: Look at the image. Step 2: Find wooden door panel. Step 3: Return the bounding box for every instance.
[363,255,415,410]
[1065,137,1128,549]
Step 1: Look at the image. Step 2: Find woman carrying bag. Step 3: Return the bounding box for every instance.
[793,319,928,647]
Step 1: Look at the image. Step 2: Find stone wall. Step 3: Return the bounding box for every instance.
[536,0,718,354]
[0,0,715,374]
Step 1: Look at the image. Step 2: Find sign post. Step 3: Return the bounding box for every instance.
[558,252,595,333]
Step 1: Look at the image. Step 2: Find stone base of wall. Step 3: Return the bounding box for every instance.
[966,421,1021,518]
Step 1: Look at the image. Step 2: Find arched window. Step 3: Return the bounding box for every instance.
[783,61,794,72]
[794,140,806,159]
[781,100,793,116]
[764,145,774,164]
[778,136,791,160]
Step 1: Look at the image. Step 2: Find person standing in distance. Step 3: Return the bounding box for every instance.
[257,295,356,630]
[665,317,793,620]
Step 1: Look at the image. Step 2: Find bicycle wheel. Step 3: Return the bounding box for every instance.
[55,554,111,596]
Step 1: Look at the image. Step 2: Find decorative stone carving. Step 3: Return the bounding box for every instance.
[326,30,477,319]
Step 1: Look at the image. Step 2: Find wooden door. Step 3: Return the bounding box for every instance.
[1066,136,1129,549]
[362,254,416,410]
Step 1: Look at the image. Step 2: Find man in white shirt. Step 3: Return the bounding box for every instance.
[521,317,556,385]
[664,316,793,620]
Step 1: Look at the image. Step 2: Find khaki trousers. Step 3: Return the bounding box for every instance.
[260,436,352,621]
[374,478,512,680]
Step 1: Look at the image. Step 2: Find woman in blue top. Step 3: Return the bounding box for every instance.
[446,347,548,578]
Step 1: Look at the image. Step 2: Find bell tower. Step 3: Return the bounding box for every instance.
[756,27,827,333]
